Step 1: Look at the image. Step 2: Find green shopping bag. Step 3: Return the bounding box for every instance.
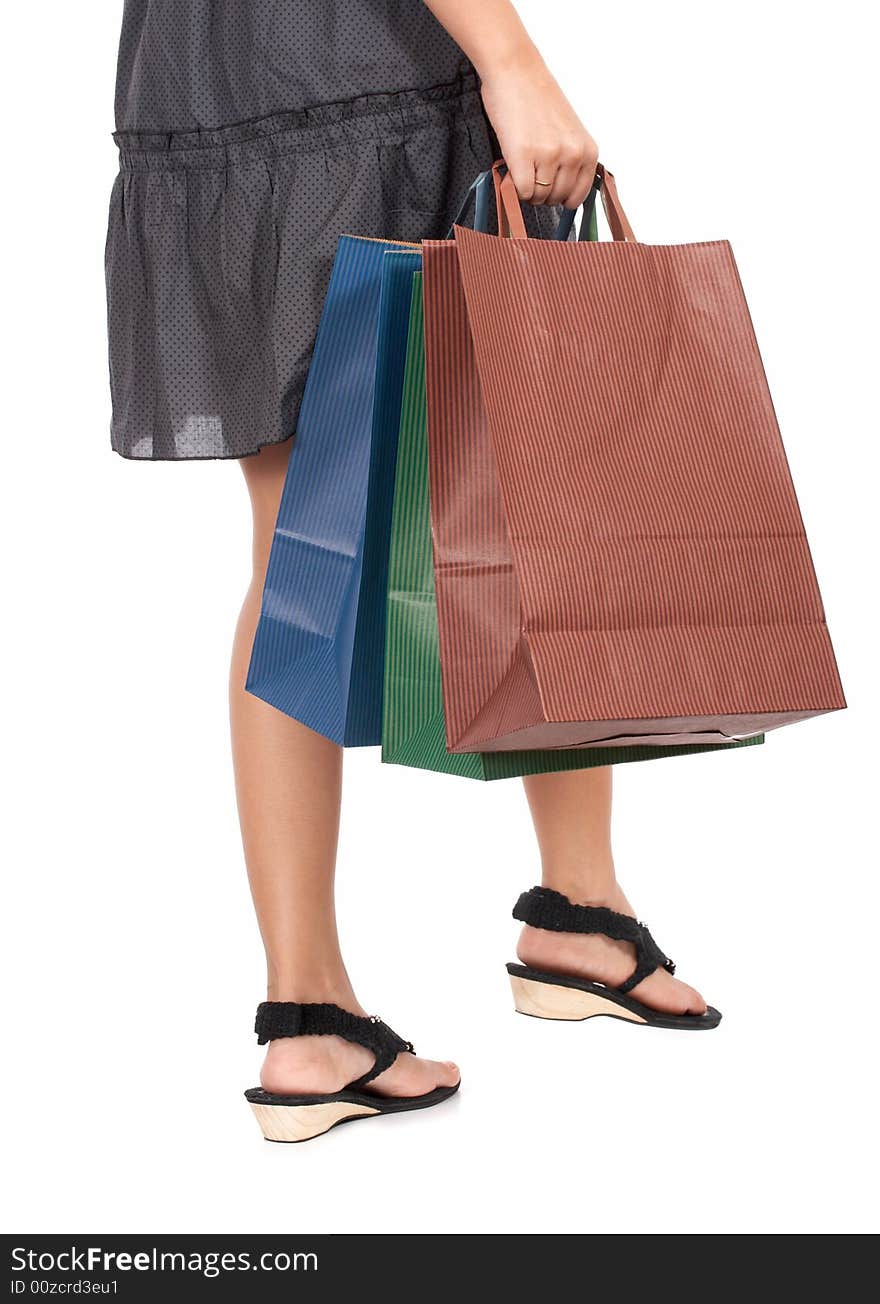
[382,273,764,779]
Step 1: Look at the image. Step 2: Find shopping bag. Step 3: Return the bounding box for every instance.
[246,234,419,745]
[246,173,500,745]
[382,271,763,778]
[421,163,845,753]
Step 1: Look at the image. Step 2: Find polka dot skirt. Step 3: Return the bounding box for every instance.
[105,2,558,461]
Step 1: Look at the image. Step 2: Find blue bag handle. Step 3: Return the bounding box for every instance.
[445,169,494,238]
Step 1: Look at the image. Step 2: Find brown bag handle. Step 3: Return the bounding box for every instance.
[492,160,528,239]
[491,160,636,243]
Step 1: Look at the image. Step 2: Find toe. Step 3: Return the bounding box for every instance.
[418,1056,460,1090]
[683,984,708,1016]
[667,979,707,1016]
[426,1057,460,1088]
[443,1060,461,1085]
[629,971,709,1017]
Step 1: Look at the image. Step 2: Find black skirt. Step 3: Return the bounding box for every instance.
[108,78,493,459]
[105,4,564,461]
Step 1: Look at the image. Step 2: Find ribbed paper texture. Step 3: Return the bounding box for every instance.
[382,273,762,778]
[422,222,845,753]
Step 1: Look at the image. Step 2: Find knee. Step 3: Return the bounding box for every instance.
[250,523,276,577]
[242,439,293,580]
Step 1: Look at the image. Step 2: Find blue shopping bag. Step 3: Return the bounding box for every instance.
[245,237,416,744]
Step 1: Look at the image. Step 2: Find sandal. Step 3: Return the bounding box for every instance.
[507,887,722,1030]
[245,1002,460,1143]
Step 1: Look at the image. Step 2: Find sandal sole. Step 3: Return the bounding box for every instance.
[508,964,721,1030]
[244,1082,460,1143]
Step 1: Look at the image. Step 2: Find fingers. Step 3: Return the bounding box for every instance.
[506,152,538,205]
[565,160,598,210]
[546,160,579,208]
[550,144,599,209]
[530,149,559,206]
[508,141,600,209]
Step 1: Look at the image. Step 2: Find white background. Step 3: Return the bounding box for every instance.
[2,0,876,1235]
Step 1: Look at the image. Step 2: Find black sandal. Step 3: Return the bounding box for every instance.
[245,1002,460,1142]
[508,887,721,1030]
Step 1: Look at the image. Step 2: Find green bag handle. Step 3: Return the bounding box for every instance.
[555,170,602,242]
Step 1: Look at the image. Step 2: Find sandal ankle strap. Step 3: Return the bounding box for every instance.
[512,886,676,996]
[255,1002,414,1089]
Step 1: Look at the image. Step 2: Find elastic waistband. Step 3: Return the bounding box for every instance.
[114,70,485,171]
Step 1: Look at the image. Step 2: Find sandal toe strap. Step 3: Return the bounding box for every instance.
[254,1002,414,1089]
[616,923,675,994]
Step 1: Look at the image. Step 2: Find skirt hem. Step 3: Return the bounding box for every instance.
[110,428,295,463]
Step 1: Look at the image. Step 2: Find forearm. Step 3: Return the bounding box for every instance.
[422,0,545,78]
[424,0,597,210]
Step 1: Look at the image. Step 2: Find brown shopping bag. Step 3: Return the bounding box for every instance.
[421,163,846,752]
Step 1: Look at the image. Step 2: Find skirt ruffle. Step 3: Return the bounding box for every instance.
[105,71,559,461]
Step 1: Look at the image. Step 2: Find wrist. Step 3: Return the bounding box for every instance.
[473,37,547,83]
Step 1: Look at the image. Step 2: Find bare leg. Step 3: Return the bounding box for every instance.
[519,769,707,1014]
[231,439,458,1093]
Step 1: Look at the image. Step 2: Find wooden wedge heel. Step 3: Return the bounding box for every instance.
[245,1083,458,1143]
[508,887,721,1031]
[245,1002,460,1143]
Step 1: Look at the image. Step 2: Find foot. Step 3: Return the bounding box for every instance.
[260,1003,459,1098]
[517,883,708,1017]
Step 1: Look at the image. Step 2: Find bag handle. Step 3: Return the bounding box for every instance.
[597,166,636,242]
[492,160,636,243]
[555,171,601,243]
[445,169,494,239]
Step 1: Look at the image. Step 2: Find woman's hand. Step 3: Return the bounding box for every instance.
[480,50,599,210]
[422,0,598,209]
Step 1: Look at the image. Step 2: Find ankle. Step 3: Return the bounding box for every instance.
[266,973,362,1012]
[541,863,621,910]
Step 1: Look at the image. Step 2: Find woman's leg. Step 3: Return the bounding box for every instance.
[520,769,707,1013]
[231,439,458,1094]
